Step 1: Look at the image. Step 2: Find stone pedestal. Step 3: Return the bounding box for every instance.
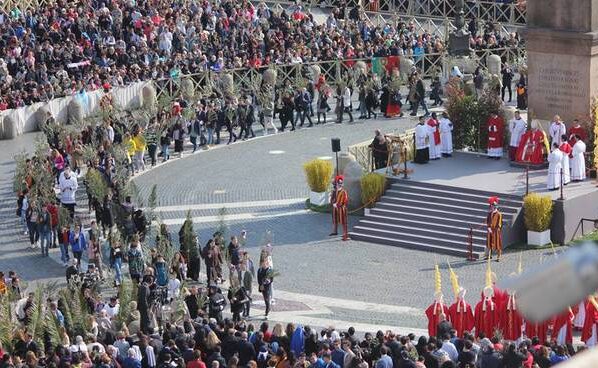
[526,0,598,121]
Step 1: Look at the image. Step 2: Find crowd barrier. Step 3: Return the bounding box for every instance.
[0,82,149,139]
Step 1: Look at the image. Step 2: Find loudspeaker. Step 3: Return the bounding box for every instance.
[331,138,341,153]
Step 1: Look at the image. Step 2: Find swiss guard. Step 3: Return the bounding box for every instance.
[330,175,349,241]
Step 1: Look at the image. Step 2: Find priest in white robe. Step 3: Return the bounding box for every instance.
[549,115,567,146]
[439,112,453,157]
[571,136,587,181]
[547,143,563,190]
[414,117,429,164]
[508,111,527,161]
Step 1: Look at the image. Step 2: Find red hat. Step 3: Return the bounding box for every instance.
[335,175,344,183]
[102,82,111,90]
[488,196,499,206]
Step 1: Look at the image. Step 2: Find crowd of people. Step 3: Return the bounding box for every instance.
[0,261,592,368]
[0,0,521,109]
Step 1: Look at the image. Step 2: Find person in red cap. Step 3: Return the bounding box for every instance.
[330,176,349,241]
[485,197,503,261]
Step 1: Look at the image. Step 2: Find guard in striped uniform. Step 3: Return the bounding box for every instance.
[330,175,349,241]
[486,196,503,261]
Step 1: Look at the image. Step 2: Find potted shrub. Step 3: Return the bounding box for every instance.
[360,173,386,208]
[523,193,554,246]
[303,159,333,206]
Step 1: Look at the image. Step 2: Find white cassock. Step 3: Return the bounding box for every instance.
[574,301,586,328]
[415,124,429,149]
[547,149,563,190]
[549,122,566,146]
[560,147,571,184]
[557,324,568,346]
[427,124,441,159]
[509,118,527,148]
[571,140,587,181]
[439,118,453,154]
[588,325,598,347]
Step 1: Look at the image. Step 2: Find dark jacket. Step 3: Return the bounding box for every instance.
[479,349,503,368]
[238,340,256,366]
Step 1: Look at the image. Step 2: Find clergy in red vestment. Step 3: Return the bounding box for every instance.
[500,290,523,341]
[475,287,500,338]
[568,119,587,145]
[449,288,475,338]
[487,113,504,159]
[480,274,509,309]
[581,296,598,347]
[525,319,551,343]
[552,307,575,345]
[425,292,450,338]
[516,126,547,164]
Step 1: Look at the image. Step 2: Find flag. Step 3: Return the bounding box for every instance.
[386,55,400,73]
[371,57,385,76]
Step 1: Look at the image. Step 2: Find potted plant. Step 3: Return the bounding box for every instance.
[360,173,386,209]
[523,193,554,246]
[303,159,333,206]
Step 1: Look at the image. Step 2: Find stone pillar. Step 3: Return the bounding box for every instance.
[526,0,598,122]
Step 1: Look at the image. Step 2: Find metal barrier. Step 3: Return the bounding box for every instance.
[153,47,525,102]
[315,0,526,27]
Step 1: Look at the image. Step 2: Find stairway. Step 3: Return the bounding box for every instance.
[350,179,525,259]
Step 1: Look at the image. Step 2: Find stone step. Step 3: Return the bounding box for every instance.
[359,219,488,245]
[349,230,484,259]
[368,208,486,230]
[352,225,487,252]
[380,195,519,217]
[364,213,488,237]
[389,179,524,202]
[375,202,488,224]
[384,190,522,213]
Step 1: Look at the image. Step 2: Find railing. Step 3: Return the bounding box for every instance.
[154,47,526,102]
[312,0,526,27]
[571,218,598,242]
[347,128,416,173]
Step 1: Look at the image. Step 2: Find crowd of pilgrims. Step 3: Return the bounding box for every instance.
[0,0,519,109]
[0,263,595,368]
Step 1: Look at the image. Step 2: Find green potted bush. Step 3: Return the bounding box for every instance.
[303,159,333,206]
[360,173,386,209]
[523,193,554,246]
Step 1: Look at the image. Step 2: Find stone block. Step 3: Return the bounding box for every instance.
[342,160,364,210]
[487,54,502,76]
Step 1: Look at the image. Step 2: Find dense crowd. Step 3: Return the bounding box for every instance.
[0,261,588,368]
[0,0,520,109]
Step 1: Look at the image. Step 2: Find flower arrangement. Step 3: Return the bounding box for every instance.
[303,159,333,193]
[360,173,386,207]
[523,193,554,232]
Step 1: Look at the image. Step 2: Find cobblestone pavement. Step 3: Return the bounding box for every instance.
[0,110,552,334]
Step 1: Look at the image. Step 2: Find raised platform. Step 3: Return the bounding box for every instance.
[392,152,596,200]
[350,152,598,256]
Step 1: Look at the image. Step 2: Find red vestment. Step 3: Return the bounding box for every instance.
[474,298,499,338]
[448,299,475,338]
[487,116,504,149]
[516,130,546,164]
[568,125,587,145]
[480,285,508,309]
[552,309,574,345]
[500,295,523,341]
[425,301,450,337]
[581,300,598,344]
[427,118,441,145]
[525,319,551,343]
[559,142,573,157]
